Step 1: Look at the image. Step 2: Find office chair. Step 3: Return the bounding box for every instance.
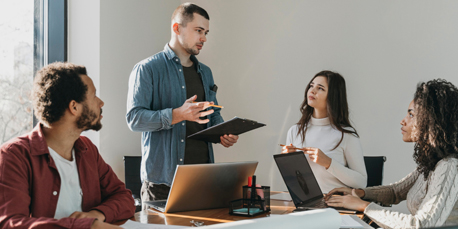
[123,156,142,212]
[362,156,387,227]
[364,156,386,187]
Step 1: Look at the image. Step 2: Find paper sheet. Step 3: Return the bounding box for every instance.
[340,215,365,228]
[270,192,292,201]
[120,220,187,229]
[202,208,341,229]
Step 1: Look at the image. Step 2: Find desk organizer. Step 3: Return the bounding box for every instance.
[229,185,270,217]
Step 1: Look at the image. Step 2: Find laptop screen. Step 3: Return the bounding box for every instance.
[274,152,323,206]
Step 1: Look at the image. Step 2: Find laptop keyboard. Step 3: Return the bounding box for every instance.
[310,199,327,208]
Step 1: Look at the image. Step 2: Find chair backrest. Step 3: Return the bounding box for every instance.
[364,156,386,187]
[123,156,142,199]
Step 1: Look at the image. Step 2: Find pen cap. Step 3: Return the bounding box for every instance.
[248,177,252,187]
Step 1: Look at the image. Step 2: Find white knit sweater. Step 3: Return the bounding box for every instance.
[363,157,458,228]
[285,117,367,193]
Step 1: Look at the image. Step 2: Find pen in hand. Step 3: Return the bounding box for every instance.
[279,144,305,151]
[192,101,224,109]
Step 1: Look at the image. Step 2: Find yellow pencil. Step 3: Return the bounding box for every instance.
[192,101,224,109]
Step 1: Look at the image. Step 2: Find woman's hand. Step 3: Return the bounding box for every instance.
[281,144,301,154]
[325,195,370,212]
[324,187,353,200]
[303,147,332,169]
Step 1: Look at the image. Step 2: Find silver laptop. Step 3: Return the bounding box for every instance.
[145,161,258,213]
[274,152,356,213]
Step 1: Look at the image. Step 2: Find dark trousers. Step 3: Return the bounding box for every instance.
[140,181,171,210]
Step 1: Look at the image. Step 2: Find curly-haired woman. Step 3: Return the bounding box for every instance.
[325,79,458,228]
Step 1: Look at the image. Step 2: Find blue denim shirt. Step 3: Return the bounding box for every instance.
[126,44,224,186]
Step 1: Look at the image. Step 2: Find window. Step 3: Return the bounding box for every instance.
[0,0,34,144]
[0,0,67,145]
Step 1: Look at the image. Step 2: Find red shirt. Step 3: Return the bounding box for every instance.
[0,124,135,228]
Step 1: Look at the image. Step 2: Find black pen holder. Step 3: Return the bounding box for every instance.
[229,185,270,217]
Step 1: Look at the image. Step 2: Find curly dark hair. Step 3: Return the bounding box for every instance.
[33,62,88,126]
[413,79,458,179]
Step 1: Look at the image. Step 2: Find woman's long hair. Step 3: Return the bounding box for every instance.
[297,71,358,150]
[413,79,458,179]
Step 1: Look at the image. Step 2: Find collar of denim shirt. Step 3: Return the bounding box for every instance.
[163,43,203,74]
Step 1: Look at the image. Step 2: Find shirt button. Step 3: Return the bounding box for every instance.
[53,191,58,196]
[182,86,185,89]
[179,69,182,72]
[181,139,184,142]
[182,123,185,126]
[175,58,179,62]
[180,158,183,161]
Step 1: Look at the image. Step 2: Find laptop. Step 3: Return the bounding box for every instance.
[274,151,356,213]
[145,161,258,213]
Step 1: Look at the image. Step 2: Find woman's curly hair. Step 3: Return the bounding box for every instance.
[412,79,458,179]
[33,62,88,126]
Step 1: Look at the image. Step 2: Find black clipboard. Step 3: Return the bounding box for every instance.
[187,117,266,143]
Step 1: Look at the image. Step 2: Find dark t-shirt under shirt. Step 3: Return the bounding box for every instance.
[183,64,209,164]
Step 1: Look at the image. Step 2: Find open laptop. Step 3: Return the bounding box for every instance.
[145,161,258,213]
[274,152,356,213]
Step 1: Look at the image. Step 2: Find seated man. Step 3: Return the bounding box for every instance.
[0,62,135,228]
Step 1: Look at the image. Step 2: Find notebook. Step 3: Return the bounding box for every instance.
[145,161,258,213]
[274,152,356,213]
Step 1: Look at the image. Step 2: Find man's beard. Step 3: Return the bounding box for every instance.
[76,103,102,131]
[184,43,201,56]
[185,46,199,55]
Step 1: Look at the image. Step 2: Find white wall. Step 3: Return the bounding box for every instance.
[68,0,101,146]
[69,0,458,214]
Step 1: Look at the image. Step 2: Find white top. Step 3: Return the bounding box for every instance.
[48,147,83,219]
[364,158,458,228]
[286,117,367,193]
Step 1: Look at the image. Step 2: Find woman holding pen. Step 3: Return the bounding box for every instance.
[325,79,458,228]
[281,70,367,193]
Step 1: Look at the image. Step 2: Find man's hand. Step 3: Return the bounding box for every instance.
[220,134,238,147]
[172,95,214,125]
[69,210,105,222]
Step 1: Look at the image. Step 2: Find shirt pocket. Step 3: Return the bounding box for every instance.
[207,89,217,103]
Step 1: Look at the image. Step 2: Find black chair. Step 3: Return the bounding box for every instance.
[124,156,142,212]
[362,156,387,227]
[364,156,386,187]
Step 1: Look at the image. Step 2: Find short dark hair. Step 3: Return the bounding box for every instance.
[32,62,88,126]
[171,2,209,27]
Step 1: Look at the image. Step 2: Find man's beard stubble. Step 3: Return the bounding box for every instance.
[76,104,102,131]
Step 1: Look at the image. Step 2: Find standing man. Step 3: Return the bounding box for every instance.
[0,62,135,229]
[126,3,238,207]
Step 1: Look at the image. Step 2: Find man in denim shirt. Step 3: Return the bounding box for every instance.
[126,3,239,208]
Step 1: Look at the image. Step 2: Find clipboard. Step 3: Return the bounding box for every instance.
[187,117,266,143]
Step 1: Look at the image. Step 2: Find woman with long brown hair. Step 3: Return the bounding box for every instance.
[326,79,458,228]
[282,70,367,193]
